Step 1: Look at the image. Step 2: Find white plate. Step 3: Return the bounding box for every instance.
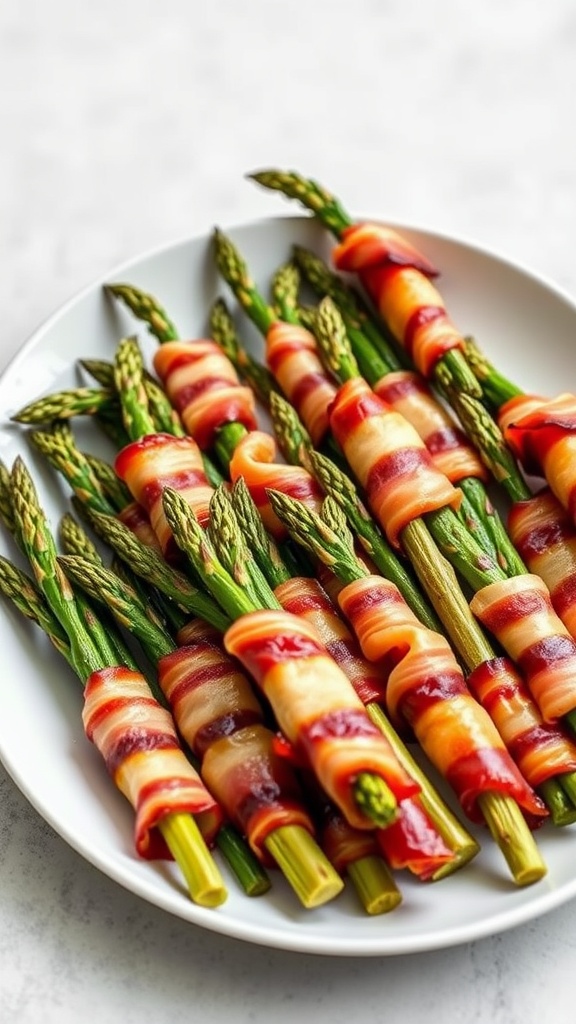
[2,213,576,958]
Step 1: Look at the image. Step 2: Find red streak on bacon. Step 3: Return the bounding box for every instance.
[470,575,576,722]
[375,797,454,879]
[265,321,337,445]
[228,431,324,540]
[329,377,461,546]
[500,393,576,524]
[82,665,222,858]
[338,575,546,824]
[375,370,487,483]
[114,433,214,557]
[153,340,257,450]
[468,657,576,788]
[225,609,420,830]
[332,226,463,376]
[333,222,439,277]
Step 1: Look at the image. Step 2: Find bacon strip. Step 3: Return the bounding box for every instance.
[328,377,462,546]
[157,619,315,863]
[116,500,162,552]
[375,370,488,483]
[508,489,576,640]
[265,321,338,445]
[82,665,223,859]
[153,340,258,450]
[332,223,463,377]
[467,656,576,789]
[114,432,214,558]
[228,430,324,540]
[337,575,546,824]
[499,392,576,523]
[274,576,387,706]
[224,608,420,830]
[470,575,576,723]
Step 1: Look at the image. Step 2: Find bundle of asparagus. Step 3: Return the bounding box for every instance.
[7,187,576,925]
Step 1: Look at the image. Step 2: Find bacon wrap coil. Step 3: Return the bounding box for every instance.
[499,393,576,523]
[224,608,420,830]
[508,489,576,640]
[152,340,258,450]
[114,433,214,558]
[467,656,576,789]
[337,575,546,824]
[157,620,314,863]
[374,370,488,484]
[228,430,324,540]
[304,773,380,876]
[332,223,463,377]
[82,665,223,858]
[116,501,162,552]
[470,574,576,723]
[274,576,388,706]
[328,377,462,547]
[265,320,338,446]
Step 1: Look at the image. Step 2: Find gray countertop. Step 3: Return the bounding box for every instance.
[2,2,576,1020]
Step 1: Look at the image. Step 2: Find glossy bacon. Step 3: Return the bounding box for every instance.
[338,575,546,824]
[228,430,324,540]
[467,656,576,789]
[332,224,463,377]
[116,500,162,552]
[157,620,315,863]
[82,665,223,859]
[333,222,439,277]
[274,576,388,706]
[153,340,258,450]
[114,432,214,558]
[224,608,420,830]
[329,377,461,546]
[499,393,576,523]
[508,489,576,640]
[265,320,338,445]
[375,370,488,484]
[470,575,576,723]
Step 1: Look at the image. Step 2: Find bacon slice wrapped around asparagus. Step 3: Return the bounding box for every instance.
[332,224,463,378]
[328,376,462,547]
[224,608,420,831]
[228,430,324,540]
[374,370,488,485]
[467,657,576,794]
[153,339,258,450]
[499,392,576,524]
[82,664,224,858]
[157,619,314,864]
[470,575,576,723]
[265,320,338,446]
[114,433,214,557]
[507,488,576,641]
[337,574,546,827]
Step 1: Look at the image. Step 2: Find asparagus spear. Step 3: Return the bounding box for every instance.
[230,476,480,877]
[265,487,550,886]
[2,458,227,907]
[58,545,346,908]
[249,170,533,506]
[11,387,117,425]
[292,244,524,571]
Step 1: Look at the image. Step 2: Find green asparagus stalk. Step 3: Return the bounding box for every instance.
[462,336,527,412]
[249,170,533,507]
[106,283,179,343]
[292,244,524,570]
[161,482,401,834]
[12,387,117,425]
[2,458,228,906]
[265,487,550,884]
[209,298,279,407]
[229,476,480,877]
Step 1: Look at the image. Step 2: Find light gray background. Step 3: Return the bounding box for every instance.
[2,2,576,1021]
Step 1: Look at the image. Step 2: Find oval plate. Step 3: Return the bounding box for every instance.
[1,214,576,957]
